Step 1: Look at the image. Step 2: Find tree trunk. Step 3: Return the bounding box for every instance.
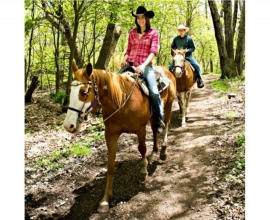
[52,18,61,93]
[63,1,83,107]
[223,1,234,59]
[41,0,84,68]
[25,2,35,92]
[25,76,39,103]
[232,0,238,36]
[235,0,245,75]
[208,0,238,78]
[95,23,122,70]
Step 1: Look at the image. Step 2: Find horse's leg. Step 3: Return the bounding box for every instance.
[97,132,119,213]
[177,91,182,123]
[186,90,191,114]
[148,118,160,163]
[137,126,148,174]
[160,100,173,160]
[179,92,187,127]
[160,123,168,160]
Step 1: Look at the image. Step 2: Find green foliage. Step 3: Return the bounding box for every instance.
[25,129,35,134]
[88,123,105,132]
[36,142,91,170]
[25,17,44,35]
[224,133,245,184]
[234,133,245,169]
[222,110,237,119]
[49,91,67,104]
[25,0,222,77]
[35,123,105,170]
[62,143,91,157]
[211,79,230,91]
[211,76,245,93]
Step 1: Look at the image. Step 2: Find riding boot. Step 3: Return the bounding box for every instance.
[197,76,204,88]
[194,69,204,88]
[186,57,204,88]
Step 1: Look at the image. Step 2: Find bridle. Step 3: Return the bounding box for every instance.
[68,75,138,123]
[68,80,99,119]
[172,53,186,75]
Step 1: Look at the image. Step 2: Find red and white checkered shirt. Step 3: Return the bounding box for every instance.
[124,27,159,67]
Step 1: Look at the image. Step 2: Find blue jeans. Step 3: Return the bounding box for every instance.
[169,55,203,81]
[118,65,164,124]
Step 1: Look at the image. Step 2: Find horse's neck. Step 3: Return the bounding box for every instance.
[93,70,130,109]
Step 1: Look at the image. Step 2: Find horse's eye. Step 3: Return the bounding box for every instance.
[81,91,87,96]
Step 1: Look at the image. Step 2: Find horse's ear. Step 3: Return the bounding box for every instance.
[72,60,78,73]
[171,49,176,55]
[86,63,93,78]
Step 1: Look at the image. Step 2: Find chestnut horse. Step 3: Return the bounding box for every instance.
[172,49,196,126]
[63,60,176,212]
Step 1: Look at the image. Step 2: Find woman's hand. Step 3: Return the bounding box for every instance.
[134,65,145,74]
[134,67,142,74]
[120,60,127,68]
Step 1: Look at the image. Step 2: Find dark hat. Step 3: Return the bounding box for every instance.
[132,6,155,18]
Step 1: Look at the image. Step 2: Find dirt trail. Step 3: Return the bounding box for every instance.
[25,74,245,220]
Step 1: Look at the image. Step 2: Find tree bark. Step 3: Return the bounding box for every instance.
[223,1,234,59]
[208,0,238,78]
[95,23,122,70]
[235,0,245,75]
[25,76,39,103]
[208,0,227,78]
[63,0,84,107]
[232,0,238,36]
[52,16,61,93]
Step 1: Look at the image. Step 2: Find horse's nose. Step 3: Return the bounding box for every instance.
[64,123,77,133]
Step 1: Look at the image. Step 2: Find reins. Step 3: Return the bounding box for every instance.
[102,74,138,123]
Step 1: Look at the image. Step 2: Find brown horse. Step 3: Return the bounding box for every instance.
[63,60,176,212]
[172,49,196,126]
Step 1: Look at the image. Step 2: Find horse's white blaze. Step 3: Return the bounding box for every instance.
[173,54,185,77]
[63,81,87,131]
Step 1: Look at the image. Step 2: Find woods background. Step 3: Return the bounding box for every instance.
[24,0,245,101]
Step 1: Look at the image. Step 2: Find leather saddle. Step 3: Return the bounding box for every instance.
[122,66,171,96]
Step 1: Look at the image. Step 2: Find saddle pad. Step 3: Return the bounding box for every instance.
[153,66,172,92]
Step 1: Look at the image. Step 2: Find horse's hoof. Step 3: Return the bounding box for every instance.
[157,127,164,134]
[140,169,148,175]
[160,153,167,161]
[97,203,109,213]
[181,123,186,127]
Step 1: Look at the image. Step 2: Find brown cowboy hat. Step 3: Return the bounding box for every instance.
[132,6,155,18]
[177,24,190,32]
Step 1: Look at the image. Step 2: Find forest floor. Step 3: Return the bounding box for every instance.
[25,74,245,220]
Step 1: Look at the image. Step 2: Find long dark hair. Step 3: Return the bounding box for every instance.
[135,16,151,34]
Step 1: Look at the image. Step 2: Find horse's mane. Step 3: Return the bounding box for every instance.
[91,69,134,107]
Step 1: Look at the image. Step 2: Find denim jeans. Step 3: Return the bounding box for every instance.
[118,65,164,124]
[142,66,164,121]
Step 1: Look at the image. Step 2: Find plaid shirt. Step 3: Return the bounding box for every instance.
[124,28,159,66]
